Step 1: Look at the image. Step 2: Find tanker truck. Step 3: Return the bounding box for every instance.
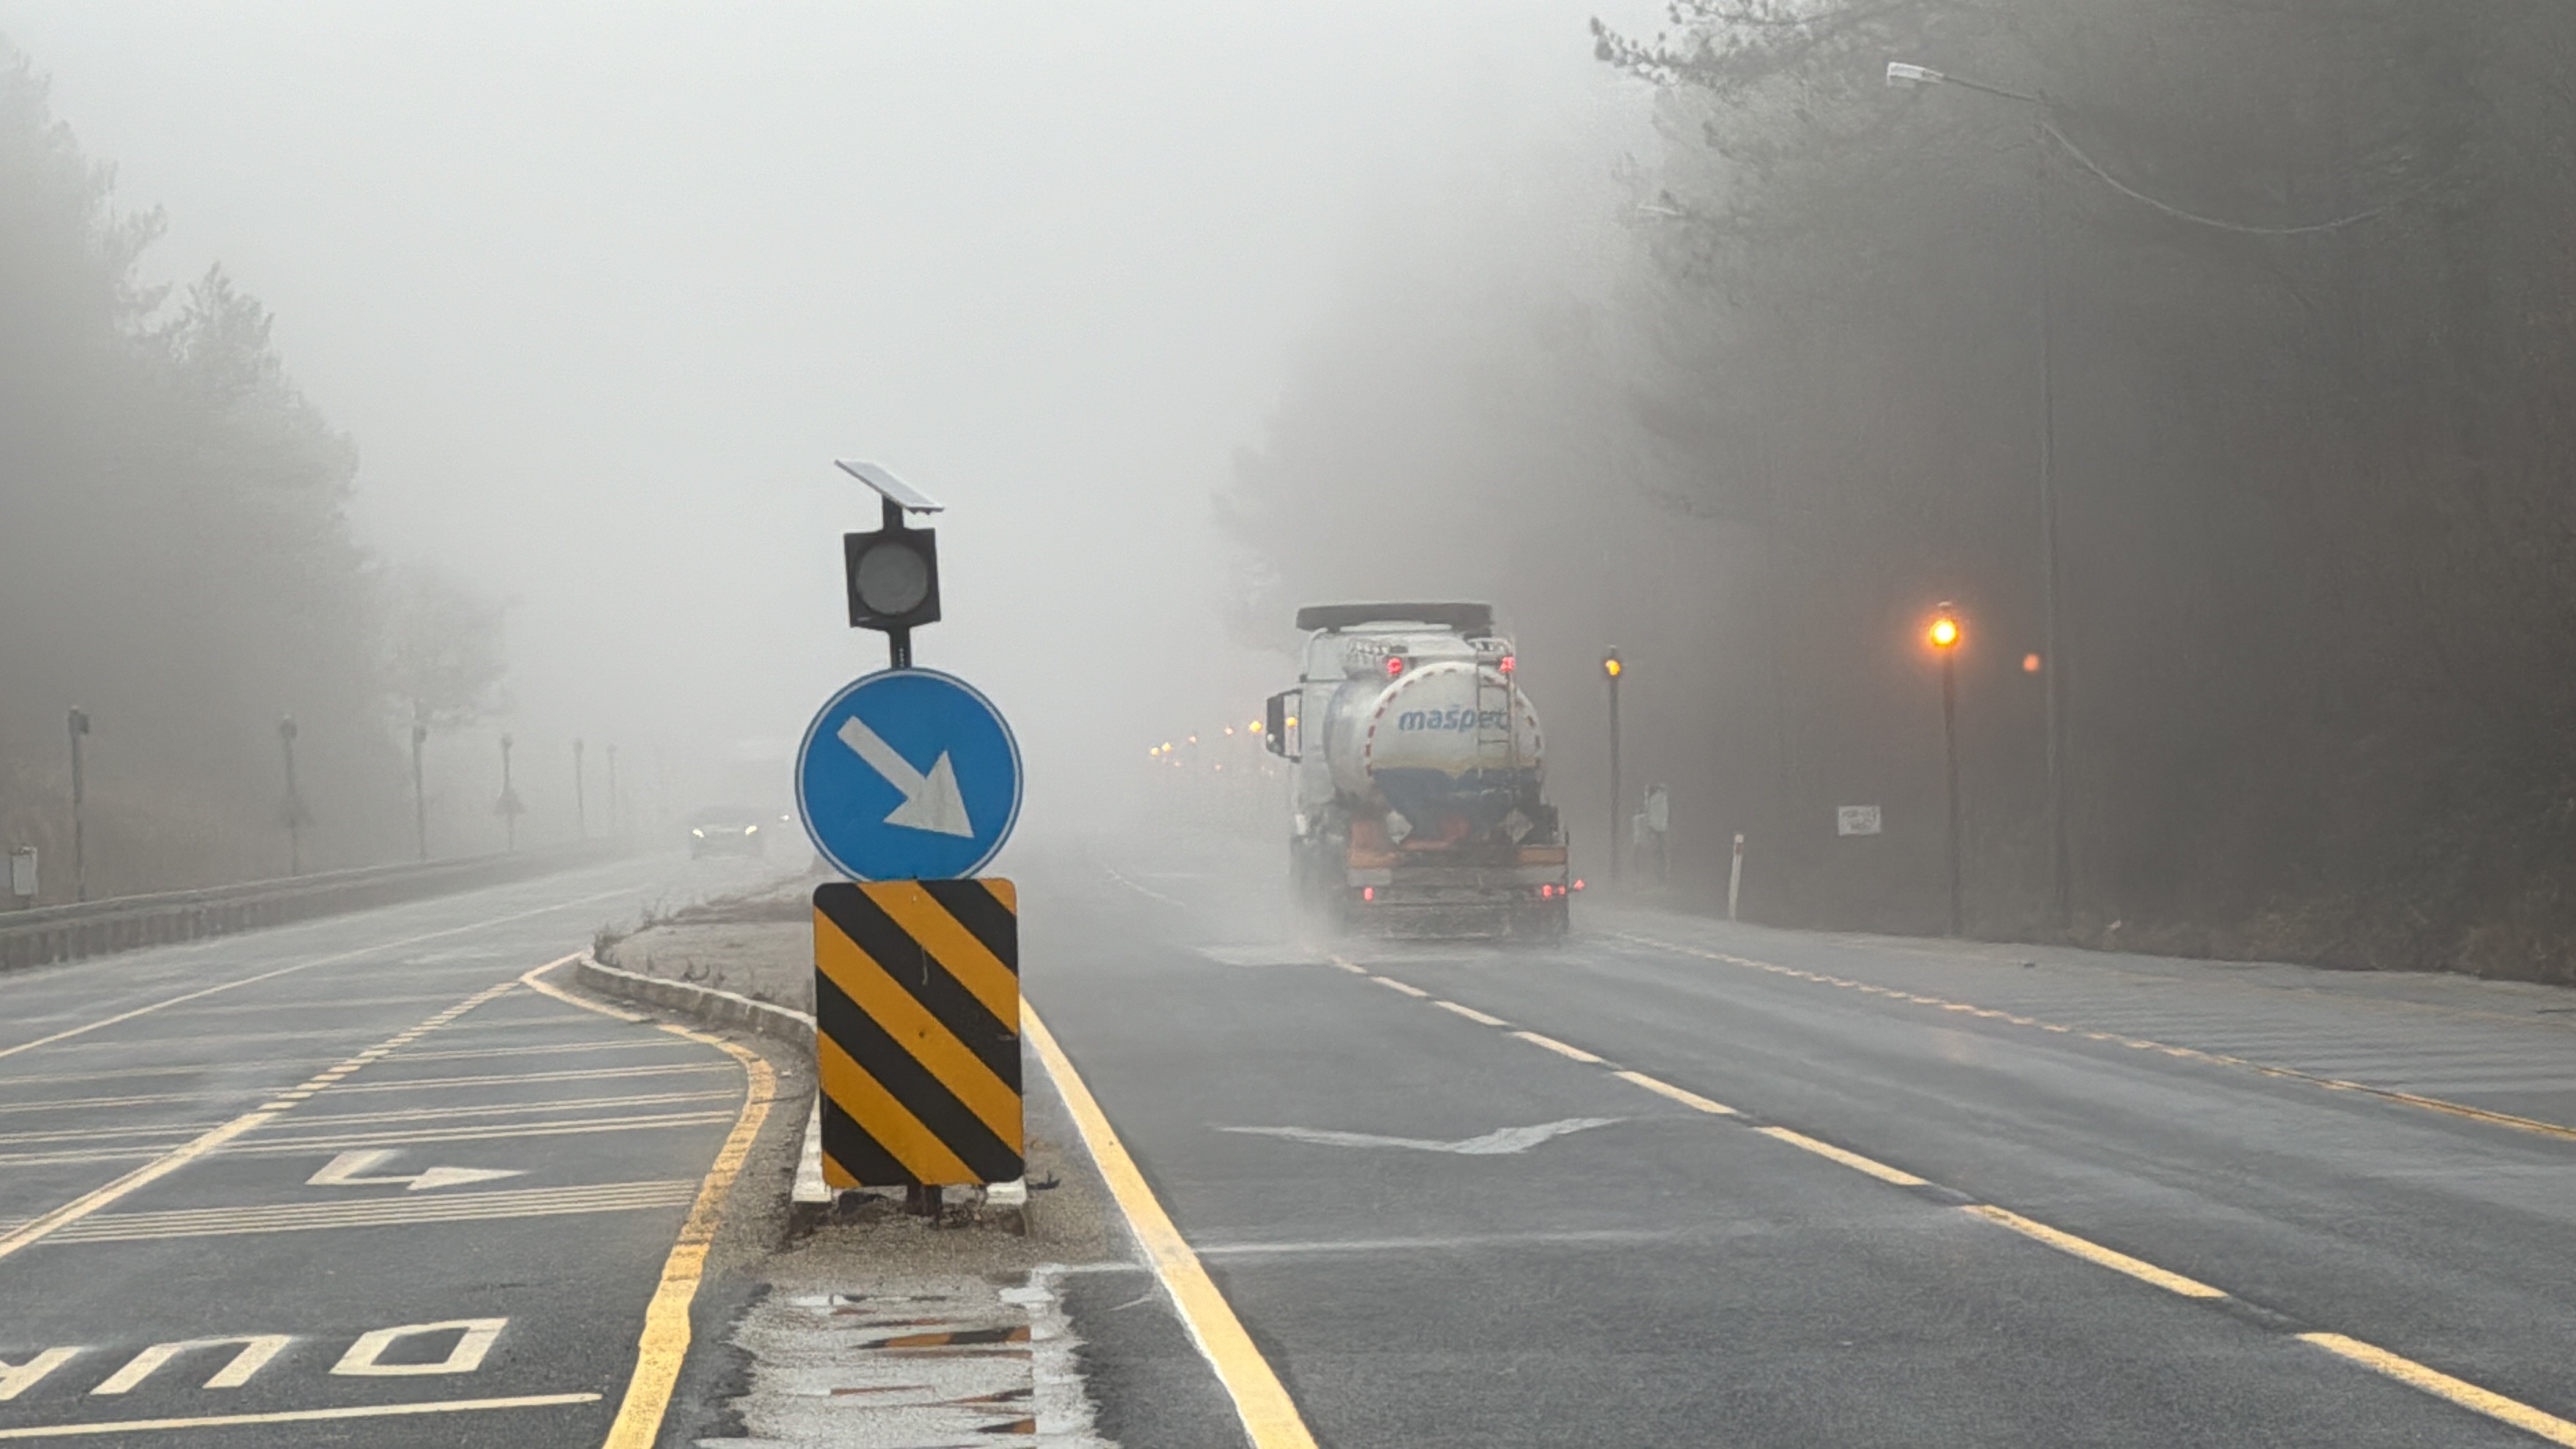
[1262,602,1575,939]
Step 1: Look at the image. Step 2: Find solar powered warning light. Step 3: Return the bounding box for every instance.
[836,460,944,668]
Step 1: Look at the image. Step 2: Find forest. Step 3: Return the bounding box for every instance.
[1223,0,2576,979]
[0,44,502,900]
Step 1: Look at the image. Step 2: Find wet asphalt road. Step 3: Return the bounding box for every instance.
[1033,837,2576,1449]
[0,852,785,1446]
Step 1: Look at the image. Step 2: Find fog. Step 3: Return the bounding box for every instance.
[11,1,2575,985]
[0,1,1655,883]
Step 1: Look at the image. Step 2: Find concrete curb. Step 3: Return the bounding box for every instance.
[572,952,831,1206]
[574,951,815,1047]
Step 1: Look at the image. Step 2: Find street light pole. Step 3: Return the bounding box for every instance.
[411,704,430,863]
[1929,605,1964,936]
[278,716,304,877]
[1602,649,1624,891]
[67,708,89,903]
[1888,59,2070,927]
[573,738,587,839]
[499,734,519,852]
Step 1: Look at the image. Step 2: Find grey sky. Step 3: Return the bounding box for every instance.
[0,1,1654,829]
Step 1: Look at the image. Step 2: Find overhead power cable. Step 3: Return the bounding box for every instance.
[2040,119,2422,236]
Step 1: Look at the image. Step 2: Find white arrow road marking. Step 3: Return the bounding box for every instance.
[1218,1117,1622,1155]
[836,716,974,837]
[307,1150,525,1192]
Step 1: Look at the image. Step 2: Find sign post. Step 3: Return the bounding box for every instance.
[802,462,1022,1216]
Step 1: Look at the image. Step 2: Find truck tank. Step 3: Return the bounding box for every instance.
[1320,660,1545,841]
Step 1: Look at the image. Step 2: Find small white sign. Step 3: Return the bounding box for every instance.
[1836,805,1882,836]
[8,847,34,899]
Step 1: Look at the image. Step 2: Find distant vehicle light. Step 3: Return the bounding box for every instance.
[1499,655,1516,675]
[1285,716,1298,730]
[1249,719,1264,733]
[1362,886,1377,902]
[1572,878,1586,891]
[1385,656,1406,677]
[2023,652,2043,673]
[744,824,758,834]
[1188,735,1199,744]
[691,828,705,838]
[1224,727,1235,735]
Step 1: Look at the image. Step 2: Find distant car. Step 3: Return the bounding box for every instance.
[686,805,775,858]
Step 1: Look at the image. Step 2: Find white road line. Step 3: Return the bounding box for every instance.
[329,1063,734,1093]
[0,1392,601,1439]
[275,1090,741,1128]
[386,1038,701,1064]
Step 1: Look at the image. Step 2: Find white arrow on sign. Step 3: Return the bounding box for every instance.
[836,716,973,837]
[308,1150,525,1192]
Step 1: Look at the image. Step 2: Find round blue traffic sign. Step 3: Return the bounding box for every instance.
[795,668,1022,881]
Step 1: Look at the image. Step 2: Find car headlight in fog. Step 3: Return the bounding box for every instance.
[692,828,705,838]
[744,824,758,834]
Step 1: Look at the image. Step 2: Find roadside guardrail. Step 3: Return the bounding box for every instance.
[0,842,631,973]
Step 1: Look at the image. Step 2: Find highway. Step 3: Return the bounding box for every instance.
[1037,839,2576,1448]
[0,853,784,1447]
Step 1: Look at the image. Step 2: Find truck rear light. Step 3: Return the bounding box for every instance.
[1362,886,1376,902]
[1571,878,1586,892]
[1499,655,1515,674]
[1538,883,1557,899]
[1385,656,1405,677]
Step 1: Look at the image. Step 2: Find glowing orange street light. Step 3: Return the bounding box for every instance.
[1928,602,1963,936]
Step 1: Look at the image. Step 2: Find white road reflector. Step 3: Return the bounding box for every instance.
[307,1149,525,1192]
[333,1319,506,1377]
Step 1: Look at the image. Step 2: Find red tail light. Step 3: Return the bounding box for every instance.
[1385,656,1405,677]
[1499,655,1516,674]
[1572,878,1587,892]
[1362,886,1376,902]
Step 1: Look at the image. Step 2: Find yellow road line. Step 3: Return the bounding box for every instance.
[0,884,637,1063]
[528,955,781,1449]
[1431,1000,1511,1027]
[1617,932,2576,1146]
[1612,1070,1738,1116]
[1758,1126,1928,1186]
[2299,1333,2576,1447]
[1960,1205,2226,1298]
[0,978,520,1266]
[0,1393,601,1439]
[1511,1030,1603,1064]
[1025,1003,1317,1449]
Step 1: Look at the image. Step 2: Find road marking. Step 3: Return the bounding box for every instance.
[388,1037,694,1063]
[1511,1030,1604,1063]
[1025,1003,1318,1449]
[0,884,637,1063]
[1962,1205,2224,1298]
[306,1149,527,1191]
[1350,972,2576,1448]
[288,1089,739,1126]
[1197,1227,1683,1257]
[1612,1070,1738,1115]
[1369,976,1429,997]
[0,1349,80,1401]
[1616,932,2576,1146]
[1221,1117,1619,1155]
[34,1180,702,1243]
[0,979,519,1267]
[1758,1126,1928,1186]
[329,1062,735,1093]
[2298,1333,2576,1447]
[0,1393,600,1439]
[1431,1000,1511,1027]
[0,1112,742,1169]
[520,956,779,1449]
[92,1336,291,1393]
[334,1318,506,1376]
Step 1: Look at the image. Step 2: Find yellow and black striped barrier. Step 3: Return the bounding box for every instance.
[813,879,1022,1186]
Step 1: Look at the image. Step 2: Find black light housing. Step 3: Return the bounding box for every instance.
[836,461,945,667]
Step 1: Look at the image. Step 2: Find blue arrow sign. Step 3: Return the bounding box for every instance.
[795,669,1022,881]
